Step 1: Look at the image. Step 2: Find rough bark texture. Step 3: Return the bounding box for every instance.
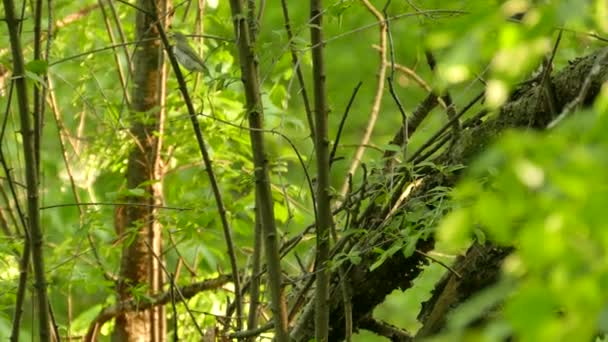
[295,47,608,341]
[416,243,513,338]
[112,0,167,340]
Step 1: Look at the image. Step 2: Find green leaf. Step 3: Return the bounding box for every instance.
[125,188,146,197]
[70,304,103,332]
[382,144,402,152]
[349,253,361,265]
[24,70,47,87]
[370,243,402,271]
[25,59,48,74]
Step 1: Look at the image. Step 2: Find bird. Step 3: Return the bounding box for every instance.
[171,32,209,73]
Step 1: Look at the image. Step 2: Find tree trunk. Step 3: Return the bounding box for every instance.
[112,0,169,340]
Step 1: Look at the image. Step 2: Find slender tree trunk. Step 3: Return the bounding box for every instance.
[228,0,289,339]
[309,0,332,340]
[2,0,50,340]
[112,0,169,340]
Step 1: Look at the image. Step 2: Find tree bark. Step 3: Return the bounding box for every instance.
[293,47,608,341]
[228,0,289,339]
[112,0,168,340]
[2,0,50,340]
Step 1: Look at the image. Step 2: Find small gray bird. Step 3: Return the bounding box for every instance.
[172,32,209,73]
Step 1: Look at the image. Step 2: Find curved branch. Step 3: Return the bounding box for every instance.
[338,0,388,199]
[84,275,231,341]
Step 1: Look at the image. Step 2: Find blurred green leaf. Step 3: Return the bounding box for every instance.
[25,59,48,74]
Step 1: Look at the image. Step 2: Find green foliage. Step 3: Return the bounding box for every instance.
[423,1,602,107]
[438,90,608,340]
[1,0,607,340]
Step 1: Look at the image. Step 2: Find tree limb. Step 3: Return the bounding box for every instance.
[292,47,608,341]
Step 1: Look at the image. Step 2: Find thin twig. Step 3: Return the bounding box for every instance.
[40,201,192,211]
[415,250,461,278]
[338,0,388,199]
[97,0,131,106]
[150,3,245,331]
[318,9,467,49]
[383,1,410,168]
[548,47,608,128]
[408,91,484,163]
[245,203,263,340]
[359,316,413,341]
[330,81,363,168]
[195,111,317,218]
[537,30,563,117]
[383,93,439,170]
[280,0,315,141]
[47,76,116,309]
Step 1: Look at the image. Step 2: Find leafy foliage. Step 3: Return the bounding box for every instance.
[439,92,608,340]
[0,0,607,340]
